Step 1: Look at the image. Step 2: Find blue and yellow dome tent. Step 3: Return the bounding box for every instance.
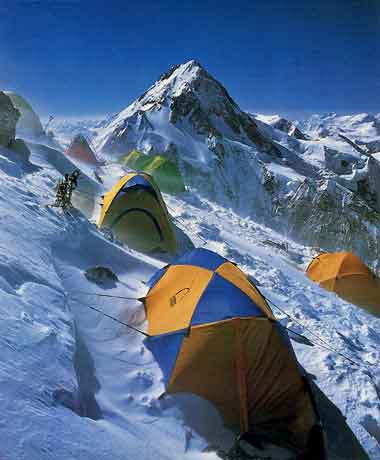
[98,172,177,254]
[144,248,325,457]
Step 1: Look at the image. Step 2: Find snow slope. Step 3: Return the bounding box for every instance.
[0,144,215,460]
[1,130,380,460]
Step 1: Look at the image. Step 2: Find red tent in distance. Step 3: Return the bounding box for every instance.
[65,134,102,165]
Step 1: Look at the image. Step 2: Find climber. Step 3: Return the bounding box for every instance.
[52,170,80,209]
[69,169,81,189]
[52,174,70,208]
[67,169,81,203]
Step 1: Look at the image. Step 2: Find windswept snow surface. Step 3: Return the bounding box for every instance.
[1,133,380,460]
[0,145,215,460]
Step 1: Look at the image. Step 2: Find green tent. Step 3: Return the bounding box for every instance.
[120,150,185,194]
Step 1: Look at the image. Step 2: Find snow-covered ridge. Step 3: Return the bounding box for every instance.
[298,112,380,142]
[252,113,309,140]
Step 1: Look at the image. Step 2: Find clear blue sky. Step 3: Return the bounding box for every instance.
[1,0,379,119]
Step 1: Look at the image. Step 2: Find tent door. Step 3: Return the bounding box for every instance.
[110,208,163,250]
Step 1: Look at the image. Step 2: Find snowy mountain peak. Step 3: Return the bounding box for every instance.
[96,60,279,158]
[158,59,205,82]
[129,58,239,122]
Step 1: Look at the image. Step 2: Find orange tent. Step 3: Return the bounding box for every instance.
[306,252,380,317]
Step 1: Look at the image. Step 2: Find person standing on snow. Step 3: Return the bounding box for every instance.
[53,171,80,209]
[67,169,81,204]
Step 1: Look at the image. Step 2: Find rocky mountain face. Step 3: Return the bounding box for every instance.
[96,60,280,158]
[95,61,380,268]
[96,63,275,158]
[275,178,380,268]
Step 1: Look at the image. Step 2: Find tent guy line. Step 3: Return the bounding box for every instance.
[264,295,374,372]
[67,288,376,375]
[70,291,144,301]
[68,292,149,337]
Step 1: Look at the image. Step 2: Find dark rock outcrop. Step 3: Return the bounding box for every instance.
[276,178,380,270]
[324,147,356,175]
[271,117,309,140]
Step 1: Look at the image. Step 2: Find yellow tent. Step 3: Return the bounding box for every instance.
[306,252,380,317]
[98,172,176,254]
[144,248,325,457]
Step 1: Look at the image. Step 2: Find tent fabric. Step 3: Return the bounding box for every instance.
[4,91,44,138]
[98,173,177,254]
[119,150,185,194]
[174,247,227,271]
[190,273,265,325]
[306,252,380,317]
[144,248,323,455]
[146,264,214,335]
[65,134,101,165]
[146,265,169,289]
[216,262,273,316]
[145,331,185,385]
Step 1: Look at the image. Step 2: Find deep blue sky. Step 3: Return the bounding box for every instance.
[0,0,379,119]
